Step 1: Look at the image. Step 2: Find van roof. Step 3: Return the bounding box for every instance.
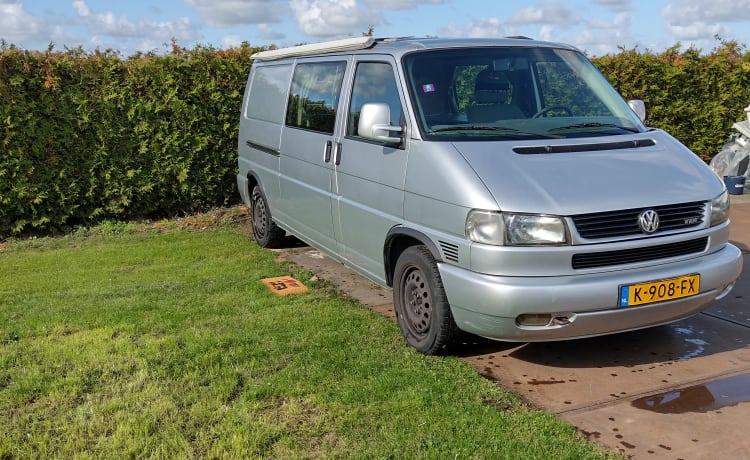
[250,36,575,61]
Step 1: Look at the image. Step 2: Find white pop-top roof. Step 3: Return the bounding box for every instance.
[251,36,376,61]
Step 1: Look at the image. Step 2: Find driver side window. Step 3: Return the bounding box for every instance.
[347,62,402,138]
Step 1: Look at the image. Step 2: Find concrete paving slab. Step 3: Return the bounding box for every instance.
[564,381,750,458]
[459,313,750,414]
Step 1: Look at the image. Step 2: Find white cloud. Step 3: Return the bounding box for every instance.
[661,0,741,46]
[438,18,506,38]
[592,0,631,12]
[569,26,628,55]
[184,0,285,26]
[587,12,630,31]
[535,12,634,56]
[374,0,443,10]
[537,24,555,42]
[257,23,286,41]
[507,0,580,26]
[0,1,46,43]
[662,0,750,25]
[289,0,377,37]
[72,1,198,42]
[666,22,731,41]
[220,34,242,48]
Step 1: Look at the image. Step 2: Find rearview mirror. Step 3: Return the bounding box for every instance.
[358,103,403,144]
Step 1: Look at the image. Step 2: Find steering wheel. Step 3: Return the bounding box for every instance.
[532,105,573,118]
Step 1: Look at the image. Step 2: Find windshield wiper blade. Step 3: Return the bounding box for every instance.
[549,122,641,133]
[430,125,519,133]
[430,125,562,138]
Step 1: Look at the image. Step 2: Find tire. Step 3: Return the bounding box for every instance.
[250,185,286,248]
[393,245,459,355]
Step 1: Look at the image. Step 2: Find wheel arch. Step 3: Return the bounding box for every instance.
[384,227,442,287]
[245,171,262,198]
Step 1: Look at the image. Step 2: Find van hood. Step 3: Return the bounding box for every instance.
[452,130,724,215]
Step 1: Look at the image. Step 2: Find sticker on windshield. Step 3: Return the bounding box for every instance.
[422,83,435,93]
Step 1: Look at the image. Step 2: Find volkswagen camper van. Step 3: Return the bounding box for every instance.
[237,36,743,354]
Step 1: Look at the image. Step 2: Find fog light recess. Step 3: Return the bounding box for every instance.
[516,314,552,327]
[715,282,736,301]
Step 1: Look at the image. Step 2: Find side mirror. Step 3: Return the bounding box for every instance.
[358,103,402,144]
[628,99,646,122]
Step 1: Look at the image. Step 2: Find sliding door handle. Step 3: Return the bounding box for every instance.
[323,141,333,163]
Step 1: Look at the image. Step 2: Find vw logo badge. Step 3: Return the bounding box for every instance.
[638,209,660,234]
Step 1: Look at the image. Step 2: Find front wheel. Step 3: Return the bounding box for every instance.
[393,245,459,355]
[250,185,286,248]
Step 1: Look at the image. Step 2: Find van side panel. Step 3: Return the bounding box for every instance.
[238,63,293,205]
[403,141,498,237]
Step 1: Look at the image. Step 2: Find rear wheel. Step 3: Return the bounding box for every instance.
[250,185,285,248]
[393,245,459,355]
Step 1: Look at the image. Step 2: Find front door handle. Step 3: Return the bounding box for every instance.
[333,142,342,166]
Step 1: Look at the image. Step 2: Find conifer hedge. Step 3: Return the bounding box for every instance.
[2,40,750,236]
[0,43,259,237]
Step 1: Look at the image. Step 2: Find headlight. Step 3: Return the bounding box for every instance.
[709,190,730,227]
[504,213,568,245]
[466,210,569,246]
[465,210,504,245]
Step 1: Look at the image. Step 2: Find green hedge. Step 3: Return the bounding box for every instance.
[2,40,750,237]
[594,41,750,161]
[0,43,260,237]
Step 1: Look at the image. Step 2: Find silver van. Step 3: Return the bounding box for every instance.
[237,36,743,354]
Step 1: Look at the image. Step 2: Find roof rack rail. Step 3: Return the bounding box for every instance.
[252,36,376,61]
[505,35,533,40]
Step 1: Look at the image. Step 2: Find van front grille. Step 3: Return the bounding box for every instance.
[572,201,705,239]
[571,237,708,269]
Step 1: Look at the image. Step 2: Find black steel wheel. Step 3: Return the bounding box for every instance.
[393,245,459,355]
[250,185,285,248]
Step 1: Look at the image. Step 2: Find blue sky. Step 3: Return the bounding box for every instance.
[2,0,750,56]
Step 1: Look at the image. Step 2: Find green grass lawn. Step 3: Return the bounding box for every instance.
[0,210,619,459]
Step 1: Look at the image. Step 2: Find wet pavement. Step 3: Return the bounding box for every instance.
[279,194,750,459]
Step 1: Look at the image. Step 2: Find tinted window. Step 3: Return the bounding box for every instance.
[403,47,645,141]
[286,61,346,134]
[347,62,402,137]
[246,64,292,123]
[536,61,609,116]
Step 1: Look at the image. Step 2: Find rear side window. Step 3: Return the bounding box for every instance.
[286,61,346,134]
[245,64,292,123]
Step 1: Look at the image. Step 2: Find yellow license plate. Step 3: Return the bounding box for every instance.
[619,274,700,307]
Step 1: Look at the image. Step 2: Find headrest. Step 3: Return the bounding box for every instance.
[475,69,510,104]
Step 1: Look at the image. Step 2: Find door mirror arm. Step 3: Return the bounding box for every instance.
[358,103,403,144]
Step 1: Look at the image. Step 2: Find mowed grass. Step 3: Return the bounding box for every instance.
[0,210,618,459]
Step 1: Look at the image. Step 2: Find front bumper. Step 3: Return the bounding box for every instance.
[439,243,743,341]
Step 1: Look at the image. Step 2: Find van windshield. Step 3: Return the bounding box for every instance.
[403,47,646,141]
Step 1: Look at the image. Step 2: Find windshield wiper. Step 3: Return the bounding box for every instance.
[548,122,641,133]
[430,125,562,138]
